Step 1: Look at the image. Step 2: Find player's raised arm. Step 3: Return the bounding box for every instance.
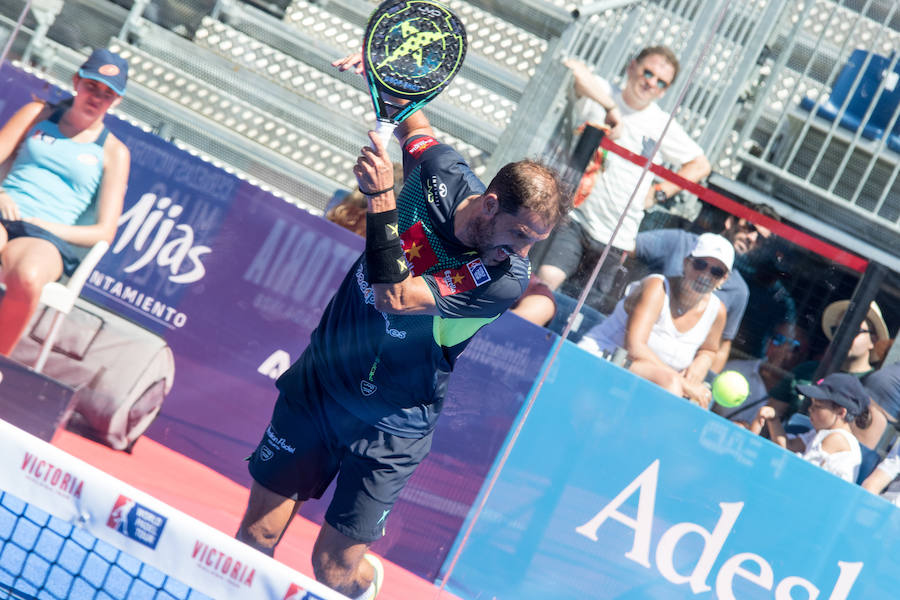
[354,130,439,315]
[394,106,434,148]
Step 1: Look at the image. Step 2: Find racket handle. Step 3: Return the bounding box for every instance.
[375,119,397,148]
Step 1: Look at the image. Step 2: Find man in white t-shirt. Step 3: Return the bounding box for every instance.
[537,46,710,312]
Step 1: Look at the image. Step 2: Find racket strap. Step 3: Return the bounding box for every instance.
[366,209,409,284]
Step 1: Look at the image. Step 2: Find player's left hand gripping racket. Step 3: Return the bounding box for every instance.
[362,0,467,146]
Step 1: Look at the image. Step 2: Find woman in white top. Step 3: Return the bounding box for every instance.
[754,372,871,483]
[579,233,732,407]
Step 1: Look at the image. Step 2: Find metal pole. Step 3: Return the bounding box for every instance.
[0,0,34,66]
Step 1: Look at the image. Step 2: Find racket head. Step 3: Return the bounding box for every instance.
[362,0,467,104]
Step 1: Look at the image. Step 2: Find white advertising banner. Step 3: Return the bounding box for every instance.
[0,418,347,600]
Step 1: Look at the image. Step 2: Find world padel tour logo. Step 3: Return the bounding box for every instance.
[283,583,328,600]
[365,1,465,97]
[107,494,167,549]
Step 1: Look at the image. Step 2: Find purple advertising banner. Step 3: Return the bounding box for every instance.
[0,63,554,580]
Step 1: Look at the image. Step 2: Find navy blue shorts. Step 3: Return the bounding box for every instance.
[247,351,433,543]
[0,219,80,276]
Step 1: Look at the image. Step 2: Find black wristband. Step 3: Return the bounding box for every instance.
[366,209,400,247]
[365,209,409,284]
[359,184,394,196]
[366,244,409,284]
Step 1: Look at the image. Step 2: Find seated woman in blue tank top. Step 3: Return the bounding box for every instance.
[0,48,131,356]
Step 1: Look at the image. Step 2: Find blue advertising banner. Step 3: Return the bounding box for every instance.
[443,340,900,599]
[0,63,553,581]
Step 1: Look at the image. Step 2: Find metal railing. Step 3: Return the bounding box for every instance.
[732,0,900,251]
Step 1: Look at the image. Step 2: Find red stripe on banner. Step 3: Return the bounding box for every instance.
[598,136,869,273]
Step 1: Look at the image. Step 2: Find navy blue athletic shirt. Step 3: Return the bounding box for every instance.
[278,136,530,438]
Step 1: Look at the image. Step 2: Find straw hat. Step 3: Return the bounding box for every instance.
[821,300,889,342]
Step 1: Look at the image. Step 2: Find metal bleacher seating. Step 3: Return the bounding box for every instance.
[798,49,900,143]
[732,0,900,266]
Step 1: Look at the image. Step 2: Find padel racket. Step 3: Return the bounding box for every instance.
[362,0,467,146]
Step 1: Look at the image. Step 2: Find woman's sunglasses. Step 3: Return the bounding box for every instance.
[689,258,727,278]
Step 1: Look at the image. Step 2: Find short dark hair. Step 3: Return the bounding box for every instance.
[634,46,680,83]
[748,201,781,222]
[486,159,572,227]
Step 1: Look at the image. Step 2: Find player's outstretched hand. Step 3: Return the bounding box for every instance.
[354,131,396,210]
[332,52,364,75]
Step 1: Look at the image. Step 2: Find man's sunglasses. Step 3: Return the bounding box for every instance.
[771,333,803,351]
[642,68,670,90]
[689,258,727,278]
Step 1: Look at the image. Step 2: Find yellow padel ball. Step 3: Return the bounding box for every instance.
[712,370,750,408]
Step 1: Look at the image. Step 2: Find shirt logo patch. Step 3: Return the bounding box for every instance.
[77,153,100,165]
[32,129,56,144]
[360,380,377,396]
[435,260,492,297]
[405,136,439,159]
[400,221,438,275]
[467,259,491,286]
[426,175,446,203]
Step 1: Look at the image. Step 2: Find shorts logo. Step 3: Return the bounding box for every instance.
[466,259,491,286]
[259,446,274,461]
[360,380,377,396]
[264,425,296,454]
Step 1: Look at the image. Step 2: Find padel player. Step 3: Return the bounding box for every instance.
[236,59,571,599]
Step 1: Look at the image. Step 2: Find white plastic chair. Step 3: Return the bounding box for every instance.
[29,240,109,373]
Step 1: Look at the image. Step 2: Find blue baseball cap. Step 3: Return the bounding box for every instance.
[78,48,128,96]
[797,372,870,416]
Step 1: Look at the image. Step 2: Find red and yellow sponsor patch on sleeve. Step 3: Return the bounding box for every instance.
[405,136,440,160]
[400,221,439,275]
[434,258,492,297]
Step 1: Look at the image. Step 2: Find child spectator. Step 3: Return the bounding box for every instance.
[753,373,871,483]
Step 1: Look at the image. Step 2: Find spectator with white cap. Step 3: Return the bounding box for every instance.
[578,233,731,407]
